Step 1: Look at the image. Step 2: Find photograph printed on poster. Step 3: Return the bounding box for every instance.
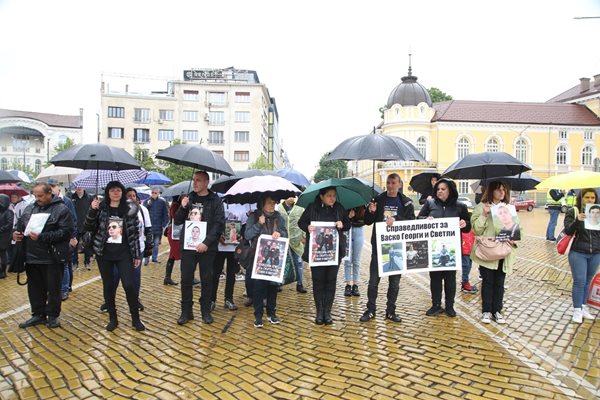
[381,242,405,274]
[251,234,290,283]
[432,239,457,268]
[309,221,338,266]
[171,219,183,240]
[106,217,123,244]
[223,220,242,244]
[584,204,600,231]
[491,203,520,241]
[405,240,429,270]
[183,221,207,251]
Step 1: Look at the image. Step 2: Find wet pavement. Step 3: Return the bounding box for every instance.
[0,208,598,399]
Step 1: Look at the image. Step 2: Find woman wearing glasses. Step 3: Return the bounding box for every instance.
[85,181,145,332]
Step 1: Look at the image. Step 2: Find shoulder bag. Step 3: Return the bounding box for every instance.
[557,206,579,255]
[474,237,512,261]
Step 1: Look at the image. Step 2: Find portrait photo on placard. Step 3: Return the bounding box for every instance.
[585,204,600,230]
[405,240,429,270]
[432,239,456,268]
[224,220,242,244]
[381,242,405,274]
[106,217,123,244]
[183,221,207,250]
[309,221,338,266]
[251,235,290,283]
[492,203,521,241]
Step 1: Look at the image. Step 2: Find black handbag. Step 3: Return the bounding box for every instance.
[234,238,258,270]
[9,240,27,286]
[282,251,297,285]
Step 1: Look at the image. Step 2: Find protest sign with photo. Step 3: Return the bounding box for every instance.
[251,234,290,283]
[584,204,600,231]
[223,220,242,244]
[171,219,183,240]
[309,221,338,266]
[183,221,207,251]
[375,217,462,277]
[491,203,520,240]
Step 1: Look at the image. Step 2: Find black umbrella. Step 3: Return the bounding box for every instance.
[155,144,234,176]
[408,172,441,194]
[472,172,541,192]
[161,180,193,199]
[50,143,141,170]
[442,152,531,180]
[0,170,23,184]
[210,170,277,194]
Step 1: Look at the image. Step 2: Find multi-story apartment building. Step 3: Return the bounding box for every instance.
[0,108,84,174]
[100,67,285,171]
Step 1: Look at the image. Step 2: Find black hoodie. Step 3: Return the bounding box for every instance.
[417,178,471,233]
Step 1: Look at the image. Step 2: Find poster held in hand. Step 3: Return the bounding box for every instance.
[183,221,207,250]
[491,203,520,241]
[251,234,289,283]
[24,213,50,236]
[309,221,338,266]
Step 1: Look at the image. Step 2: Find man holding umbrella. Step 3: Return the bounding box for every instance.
[175,171,225,325]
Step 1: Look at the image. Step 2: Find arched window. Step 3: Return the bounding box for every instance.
[457,137,470,159]
[35,159,41,174]
[416,137,427,159]
[582,146,593,166]
[556,145,567,165]
[486,138,499,152]
[515,139,527,163]
[0,158,6,170]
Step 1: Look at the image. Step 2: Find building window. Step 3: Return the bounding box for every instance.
[234,131,250,142]
[35,159,41,174]
[108,127,124,139]
[416,137,426,159]
[108,106,124,118]
[235,111,250,122]
[208,92,226,105]
[457,137,470,159]
[556,145,567,165]
[486,138,499,152]
[158,129,174,141]
[234,151,249,162]
[584,130,594,140]
[0,158,6,170]
[458,181,469,194]
[515,139,527,163]
[183,90,199,101]
[582,145,593,166]
[159,110,174,121]
[134,108,150,123]
[134,128,150,143]
[235,92,250,103]
[213,150,224,158]
[209,111,225,126]
[183,110,198,122]
[208,131,224,145]
[182,130,198,142]
[12,138,30,152]
[559,129,568,140]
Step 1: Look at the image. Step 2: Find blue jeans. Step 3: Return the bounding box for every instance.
[290,251,304,286]
[344,226,364,283]
[461,255,472,284]
[546,209,560,240]
[61,263,71,293]
[146,234,161,262]
[568,250,600,308]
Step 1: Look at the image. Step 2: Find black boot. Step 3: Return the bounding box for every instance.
[177,302,194,325]
[106,311,118,332]
[323,295,333,325]
[164,259,178,285]
[314,300,324,325]
[0,264,6,279]
[130,309,146,331]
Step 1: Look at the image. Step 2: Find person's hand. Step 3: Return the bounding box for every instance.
[133,259,141,268]
[348,209,355,219]
[180,196,189,208]
[272,231,281,240]
[196,243,208,253]
[29,232,39,241]
[459,219,466,229]
[258,215,265,225]
[308,225,315,232]
[219,234,226,244]
[427,195,432,200]
[386,216,395,226]
[368,202,377,213]
[70,238,78,247]
[336,220,343,229]
[13,231,23,242]
[578,213,586,222]
[91,198,100,210]
[482,203,492,217]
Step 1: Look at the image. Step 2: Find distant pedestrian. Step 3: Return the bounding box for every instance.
[69,186,93,270]
[143,187,169,265]
[0,194,14,279]
[545,189,564,241]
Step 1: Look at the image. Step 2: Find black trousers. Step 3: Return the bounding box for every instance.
[311,264,340,305]
[366,252,401,314]
[211,251,239,303]
[180,250,215,314]
[429,270,456,307]
[97,258,138,315]
[26,262,63,318]
[253,279,278,318]
[480,264,506,313]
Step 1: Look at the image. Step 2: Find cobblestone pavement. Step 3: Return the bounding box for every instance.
[0,209,598,399]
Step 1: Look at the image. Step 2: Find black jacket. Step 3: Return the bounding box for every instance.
[84,201,141,259]
[298,197,351,263]
[364,191,415,245]
[417,178,471,233]
[174,190,224,252]
[69,190,93,233]
[17,195,73,265]
[564,207,600,254]
[0,195,13,250]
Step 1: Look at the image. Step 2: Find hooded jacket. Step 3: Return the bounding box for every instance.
[277,200,305,257]
[174,189,224,252]
[417,178,471,233]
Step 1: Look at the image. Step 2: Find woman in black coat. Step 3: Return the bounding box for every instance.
[0,194,14,279]
[298,187,351,325]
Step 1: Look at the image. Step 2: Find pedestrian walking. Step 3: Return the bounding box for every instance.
[418,178,471,317]
[15,182,73,329]
[360,174,414,323]
[278,197,308,293]
[546,189,564,241]
[298,187,351,325]
[69,186,93,270]
[563,188,600,323]
[143,187,169,265]
[343,206,366,297]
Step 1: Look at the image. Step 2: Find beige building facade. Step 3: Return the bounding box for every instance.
[100,67,286,171]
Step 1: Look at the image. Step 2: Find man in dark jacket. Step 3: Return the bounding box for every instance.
[14,183,73,329]
[143,187,169,264]
[69,186,93,270]
[174,171,225,325]
[360,173,415,323]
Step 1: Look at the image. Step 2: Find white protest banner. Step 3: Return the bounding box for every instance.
[375,217,462,277]
[251,234,290,283]
[308,221,338,267]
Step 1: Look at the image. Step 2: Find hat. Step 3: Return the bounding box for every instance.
[47,178,59,186]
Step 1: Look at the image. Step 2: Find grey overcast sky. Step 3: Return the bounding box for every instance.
[1,0,599,178]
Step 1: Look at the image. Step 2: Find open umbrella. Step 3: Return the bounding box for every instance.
[71,169,148,189]
[442,152,531,180]
[223,175,301,204]
[471,172,541,192]
[346,177,384,195]
[409,172,441,194]
[297,178,374,210]
[138,171,172,185]
[161,180,193,199]
[210,170,277,193]
[276,168,311,189]
[0,183,28,196]
[36,165,83,185]
[7,170,32,183]
[536,171,600,190]
[155,144,234,176]
[0,170,23,184]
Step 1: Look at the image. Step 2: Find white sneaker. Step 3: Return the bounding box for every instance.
[493,312,506,324]
[481,312,492,324]
[572,308,583,323]
[582,305,595,320]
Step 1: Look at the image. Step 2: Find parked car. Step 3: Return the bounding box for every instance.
[457,197,473,208]
[511,196,535,212]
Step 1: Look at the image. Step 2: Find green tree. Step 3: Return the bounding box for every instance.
[428,87,453,103]
[247,154,273,170]
[53,137,75,154]
[313,153,347,183]
[134,146,159,171]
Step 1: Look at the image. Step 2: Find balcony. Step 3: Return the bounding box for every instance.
[207,139,225,146]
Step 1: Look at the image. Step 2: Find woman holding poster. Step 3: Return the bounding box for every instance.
[471,181,517,325]
[418,178,470,318]
[298,187,351,325]
[244,195,287,328]
[562,188,600,323]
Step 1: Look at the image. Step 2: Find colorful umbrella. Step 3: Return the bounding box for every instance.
[536,171,600,190]
[71,169,148,189]
[138,171,172,185]
[0,183,28,196]
[297,178,373,210]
